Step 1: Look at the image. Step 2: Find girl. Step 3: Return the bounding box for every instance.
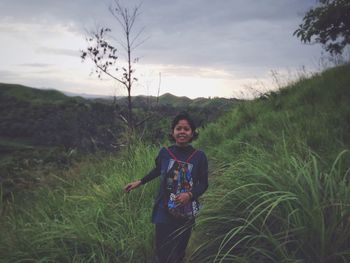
[124,112,208,263]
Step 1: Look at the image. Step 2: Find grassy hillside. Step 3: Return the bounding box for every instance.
[0,140,159,262]
[115,92,238,109]
[0,84,126,198]
[0,83,123,150]
[0,83,236,150]
[0,64,349,262]
[189,63,350,262]
[0,82,236,198]
[0,83,76,104]
[196,64,350,165]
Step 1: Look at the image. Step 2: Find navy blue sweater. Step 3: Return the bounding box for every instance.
[141,144,208,223]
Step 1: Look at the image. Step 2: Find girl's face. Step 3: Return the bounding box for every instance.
[172,119,193,146]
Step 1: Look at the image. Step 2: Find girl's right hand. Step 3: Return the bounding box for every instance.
[123,180,142,193]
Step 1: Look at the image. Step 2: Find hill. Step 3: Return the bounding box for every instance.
[0,83,123,151]
[0,82,237,151]
[158,92,192,107]
[0,83,237,197]
[196,63,350,162]
[0,83,77,103]
[190,63,350,262]
[112,91,238,109]
[1,64,349,262]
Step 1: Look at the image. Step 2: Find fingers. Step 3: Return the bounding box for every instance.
[123,184,132,193]
[175,193,190,204]
[174,195,182,205]
[123,181,141,193]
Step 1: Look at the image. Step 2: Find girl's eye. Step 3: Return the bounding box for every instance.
[176,126,190,131]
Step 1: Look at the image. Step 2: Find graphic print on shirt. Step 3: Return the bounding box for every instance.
[165,158,199,219]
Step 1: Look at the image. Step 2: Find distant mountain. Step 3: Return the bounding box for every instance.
[0,83,71,103]
[0,83,238,148]
[0,82,239,199]
[61,90,113,100]
[9,84,239,108]
[158,92,192,107]
[112,92,238,109]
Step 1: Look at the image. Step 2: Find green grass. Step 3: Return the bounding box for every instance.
[189,145,350,262]
[196,63,350,163]
[0,137,35,149]
[0,83,71,104]
[188,63,350,262]
[0,141,159,262]
[1,64,350,262]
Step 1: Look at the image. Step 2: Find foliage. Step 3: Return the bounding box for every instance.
[0,82,236,150]
[81,1,144,129]
[1,64,350,262]
[190,147,350,262]
[189,63,350,262]
[294,0,350,55]
[0,84,124,151]
[196,63,350,163]
[0,140,159,262]
[81,28,118,80]
[0,82,236,199]
[0,83,70,103]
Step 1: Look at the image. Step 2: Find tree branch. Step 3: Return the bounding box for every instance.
[96,65,127,86]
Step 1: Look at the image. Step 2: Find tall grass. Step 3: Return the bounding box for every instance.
[1,64,350,262]
[0,141,159,262]
[188,64,350,262]
[189,144,350,262]
[196,63,350,164]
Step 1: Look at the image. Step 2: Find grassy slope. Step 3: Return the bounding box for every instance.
[0,64,349,262]
[0,83,73,104]
[0,141,159,262]
[197,64,350,163]
[189,64,350,262]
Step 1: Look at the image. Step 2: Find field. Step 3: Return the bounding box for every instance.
[1,64,350,262]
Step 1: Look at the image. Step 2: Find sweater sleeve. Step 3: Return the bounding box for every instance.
[190,152,208,200]
[140,149,162,185]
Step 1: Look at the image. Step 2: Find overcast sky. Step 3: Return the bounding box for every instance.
[0,0,325,99]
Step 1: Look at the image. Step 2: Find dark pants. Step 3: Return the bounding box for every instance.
[154,219,194,263]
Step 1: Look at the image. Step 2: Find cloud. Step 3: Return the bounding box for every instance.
[145,64,234,79]
[0,0,319,69]
[134,0,320,71]
[18,63,53,68]
[0,0,323,98]
[0,70,19,79]
[36,47,80,57]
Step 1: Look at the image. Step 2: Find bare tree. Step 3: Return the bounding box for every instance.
[81,1,145,130]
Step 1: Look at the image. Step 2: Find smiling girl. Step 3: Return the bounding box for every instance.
[124,112,208,262]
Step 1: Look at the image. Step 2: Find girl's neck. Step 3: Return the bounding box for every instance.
[175,142,189,148]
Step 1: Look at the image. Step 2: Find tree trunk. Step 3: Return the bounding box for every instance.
[126,25,134,130]
[127,87,133,130]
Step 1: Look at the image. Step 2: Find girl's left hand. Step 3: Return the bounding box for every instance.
[175,192,191,205]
